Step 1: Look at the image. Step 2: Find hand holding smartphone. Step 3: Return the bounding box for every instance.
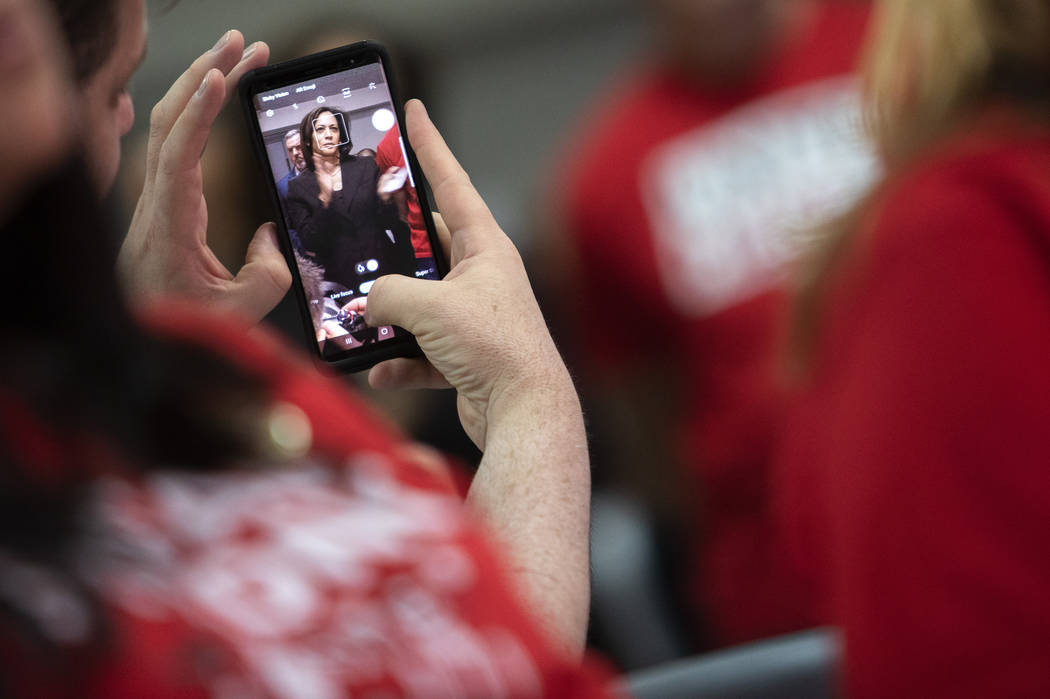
[244,45,590,653]
[239,42,445,372]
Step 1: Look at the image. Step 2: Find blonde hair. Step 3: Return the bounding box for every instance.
[865,0,988,163]
[792,0,1050,368]
[864,0,1050,163]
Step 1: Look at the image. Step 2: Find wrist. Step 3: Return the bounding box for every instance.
[486,351,582,442]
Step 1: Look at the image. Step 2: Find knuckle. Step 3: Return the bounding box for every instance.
[149,101,166,126]
[365,279,389,313]
[262,261,292,294]
[501,236,523,261]
[368,275,389,297]
[149,104,169,138]
[156,142,178,177]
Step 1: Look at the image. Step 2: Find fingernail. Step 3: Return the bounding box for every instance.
[211,30,231,53]
[242,42,258,61]
[197,73,209,97]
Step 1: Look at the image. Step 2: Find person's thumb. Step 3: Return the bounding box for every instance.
[364,273,442,333]
[227,222,292,322]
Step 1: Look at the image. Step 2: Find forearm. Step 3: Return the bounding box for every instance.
[363,99,593,657]
[466,362,591,660]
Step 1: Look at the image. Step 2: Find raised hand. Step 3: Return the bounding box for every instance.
[376,165,404,203]
[363,100,570,449]
[117,30,291,322]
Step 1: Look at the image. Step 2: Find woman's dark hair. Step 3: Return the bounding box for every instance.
[300,106,354,169]
[0,154,269,660]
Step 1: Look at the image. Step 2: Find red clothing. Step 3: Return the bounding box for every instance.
[377,126,433,258]
[560,2,872,643]
[777,113,1050,697]
[0,305,610,698]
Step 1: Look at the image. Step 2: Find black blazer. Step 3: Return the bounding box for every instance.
[286,156,413,290]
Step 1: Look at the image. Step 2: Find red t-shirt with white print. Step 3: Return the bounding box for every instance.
[0,304,612,698]
[559,2,874,644]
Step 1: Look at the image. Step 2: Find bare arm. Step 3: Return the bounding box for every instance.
[467,367,591,658]
[363,100,591,658]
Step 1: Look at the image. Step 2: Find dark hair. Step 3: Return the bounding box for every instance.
[0,154,268,657]
[47,0,121,82]
[300,107,353,169]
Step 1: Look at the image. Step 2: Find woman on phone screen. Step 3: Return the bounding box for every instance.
[287,106,415,292]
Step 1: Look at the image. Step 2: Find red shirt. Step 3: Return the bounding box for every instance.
[377,126,433,258]
[560,2,872,643]
[0,306,610,698]
[776,112,1050,697]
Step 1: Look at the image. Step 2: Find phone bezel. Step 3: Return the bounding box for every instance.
[238,41,447,373]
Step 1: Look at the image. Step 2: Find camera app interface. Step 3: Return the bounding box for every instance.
[252,60,438,356]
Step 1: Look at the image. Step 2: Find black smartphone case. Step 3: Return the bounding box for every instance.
[238,41,447,373]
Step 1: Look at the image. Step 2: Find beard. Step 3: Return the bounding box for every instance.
[0,151,124,338]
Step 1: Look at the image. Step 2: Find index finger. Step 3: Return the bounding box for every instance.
[154,39,270,183]
[145,31,242,161]
[404,100,498,250]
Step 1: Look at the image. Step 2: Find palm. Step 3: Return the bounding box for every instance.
[195,194,235,283]
[115,32,289,322]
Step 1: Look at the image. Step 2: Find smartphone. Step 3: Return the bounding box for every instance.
[239,41,445,372]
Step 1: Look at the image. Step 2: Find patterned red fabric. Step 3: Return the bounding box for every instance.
[0,305,613,698]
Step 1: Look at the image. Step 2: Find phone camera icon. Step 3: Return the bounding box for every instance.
[316,95,326,104]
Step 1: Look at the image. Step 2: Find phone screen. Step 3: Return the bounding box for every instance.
[246,53,438,361]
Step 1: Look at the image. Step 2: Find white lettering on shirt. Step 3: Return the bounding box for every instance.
[642,77,879,317]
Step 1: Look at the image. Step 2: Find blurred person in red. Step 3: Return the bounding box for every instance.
[377,124,438,278]
[0,0,611,694]
[778,0,1050,694]
[545,0,874,647]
